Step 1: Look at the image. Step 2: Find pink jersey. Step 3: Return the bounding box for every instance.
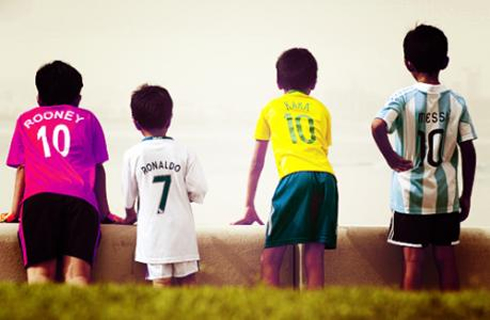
[6,105,109,213]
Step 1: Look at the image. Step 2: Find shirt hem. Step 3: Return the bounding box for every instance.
[279,169,335,179]
[24,191,99,213]
[459,135,477,143]
[391,208,460,215]
[135,256,200,264]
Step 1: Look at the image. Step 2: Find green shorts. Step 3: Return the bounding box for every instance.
[265,171,338,249]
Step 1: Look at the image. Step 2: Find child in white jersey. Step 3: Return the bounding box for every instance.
[372,25,477,290]
[122,85,207,287]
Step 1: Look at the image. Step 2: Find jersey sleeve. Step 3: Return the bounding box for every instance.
[254,106,271,141]
[91,115,109,164]
[185,150,207,204]
[457,101,478,143]
[122,150,138,209]
[376,93,405,133]
[6,119,25,168]
[324,105,332,147]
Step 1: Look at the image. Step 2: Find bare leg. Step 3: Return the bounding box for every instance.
[63,256,91,286]
[153,278,173,287]
[175,273,197,286]
[27,259,57,284]
[304,243,325,290]
[433,245,459,291]
[261,246,288,287]
[402,247,425,290]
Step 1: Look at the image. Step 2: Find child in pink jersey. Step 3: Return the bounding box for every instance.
[3,60,113,285]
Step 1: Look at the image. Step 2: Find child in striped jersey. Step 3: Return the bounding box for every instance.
[372,25,477,291]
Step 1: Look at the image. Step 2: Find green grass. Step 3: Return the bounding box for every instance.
[0,284,488,319]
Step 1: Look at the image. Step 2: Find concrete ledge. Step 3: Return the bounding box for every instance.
[0,224,489,288]
[0,224,25,282]
[93,225,294,286]
[196,226,294,286]
[0,224,294,286]
[312,227,490,289]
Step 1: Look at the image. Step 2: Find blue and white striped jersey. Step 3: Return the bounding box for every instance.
[377,83,477,214]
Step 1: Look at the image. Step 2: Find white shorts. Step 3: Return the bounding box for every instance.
[146,261,199,280]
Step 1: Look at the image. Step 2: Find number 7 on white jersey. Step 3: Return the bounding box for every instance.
[153,175,172,214]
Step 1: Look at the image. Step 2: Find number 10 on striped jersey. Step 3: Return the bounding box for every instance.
[417,129,444,167]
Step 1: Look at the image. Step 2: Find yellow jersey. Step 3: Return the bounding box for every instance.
[255,91,334,178]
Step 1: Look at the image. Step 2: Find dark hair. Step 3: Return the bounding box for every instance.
[131,85,173,130]
[35,60,83,106]
[403,24,448,73]
[276,48,317,92]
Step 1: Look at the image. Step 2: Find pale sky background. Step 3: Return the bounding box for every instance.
[0,0,489,226]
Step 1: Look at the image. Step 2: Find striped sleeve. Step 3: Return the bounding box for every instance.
[376,93,405,133]
[457,99,477,143]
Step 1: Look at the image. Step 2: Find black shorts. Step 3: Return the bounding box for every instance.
[387,211,460,248]
[19,193,101,268]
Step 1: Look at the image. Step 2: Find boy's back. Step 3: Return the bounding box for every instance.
[5,60,110,285]
[123,84,207,286]
[378,83,477,214]
[255,90,334,178]
[372,24,477,291]
[235,48,338,289]
[123,136,206,263]
[7,104,108,212]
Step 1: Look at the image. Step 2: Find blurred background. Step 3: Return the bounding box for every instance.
[0,0,489,226]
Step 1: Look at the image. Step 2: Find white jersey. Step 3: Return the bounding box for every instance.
[122,136,207,263]
[376,83,477,214]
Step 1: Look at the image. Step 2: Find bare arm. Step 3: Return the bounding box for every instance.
[124,207,138,224]
[96,164,128,223]
[232,140,268,225]
[371,118,413,172]
[459,140,476,221]
[1,166,25,222]
[95,164,111,219]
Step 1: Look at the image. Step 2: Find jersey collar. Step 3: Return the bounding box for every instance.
[142,136,173,142]
[414,82,448,94]
[286,90,307,95]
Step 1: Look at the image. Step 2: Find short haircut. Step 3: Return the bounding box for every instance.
[131,85,173,130]
[276,48,318,92]
[35,60,83,106]
[403,24,448,73]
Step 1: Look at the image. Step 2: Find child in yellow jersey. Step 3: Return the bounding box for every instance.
[234,48,338,289]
